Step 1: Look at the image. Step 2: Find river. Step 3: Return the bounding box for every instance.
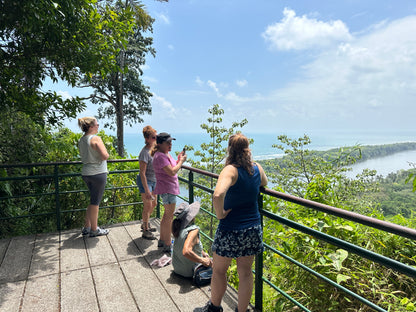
[347,150,416,177]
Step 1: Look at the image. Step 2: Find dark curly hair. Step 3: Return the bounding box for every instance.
[225,133,254,175]
[172,218,183,238]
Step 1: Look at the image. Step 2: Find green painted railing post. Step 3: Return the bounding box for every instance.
[54,164,61,231]
[255,193,264,311]
[188,171,194,203]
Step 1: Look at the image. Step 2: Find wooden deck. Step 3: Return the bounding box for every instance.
[0,219,241,312]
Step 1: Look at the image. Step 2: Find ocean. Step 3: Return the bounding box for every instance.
[124,129,416,177]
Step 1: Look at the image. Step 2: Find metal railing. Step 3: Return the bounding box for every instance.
[1,161,416,311]
[0,159,159,235]
[178,165,416,312]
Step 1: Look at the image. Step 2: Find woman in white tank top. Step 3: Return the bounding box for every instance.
[78,117,110,237]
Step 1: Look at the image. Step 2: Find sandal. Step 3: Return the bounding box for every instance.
[141,222,156,232]
[142,230,156,240]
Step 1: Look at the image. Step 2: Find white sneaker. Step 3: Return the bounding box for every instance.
[89,227,109,237]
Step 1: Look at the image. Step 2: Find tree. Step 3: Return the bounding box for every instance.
[187,104,249,175]
[263,134,380,213]
[0,110,51,164]
[0,0,136,126]
[79,0,155,156]
[185,104,249,237]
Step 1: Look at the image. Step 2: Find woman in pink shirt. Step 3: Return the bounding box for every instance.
[151,132,186,253]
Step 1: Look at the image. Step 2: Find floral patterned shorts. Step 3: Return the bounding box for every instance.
[211,224,264,258]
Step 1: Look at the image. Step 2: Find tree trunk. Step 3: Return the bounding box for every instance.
[116,70,125,157]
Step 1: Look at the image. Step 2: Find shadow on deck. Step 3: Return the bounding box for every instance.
[0,219,240,312]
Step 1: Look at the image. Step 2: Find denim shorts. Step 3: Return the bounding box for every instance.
[136,175,156,194]
[212,224,264,258]
[160,193,177,205]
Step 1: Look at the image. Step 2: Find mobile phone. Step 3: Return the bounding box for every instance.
[182,147,186,154]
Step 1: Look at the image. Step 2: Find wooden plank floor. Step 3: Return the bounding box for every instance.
[0,219,241,312]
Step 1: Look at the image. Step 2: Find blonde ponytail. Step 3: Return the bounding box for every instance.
[78,117,96,133]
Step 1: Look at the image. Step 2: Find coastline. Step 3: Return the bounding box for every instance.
[124,132,416,177]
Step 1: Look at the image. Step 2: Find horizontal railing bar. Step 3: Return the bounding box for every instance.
[0,169,140,182]
[0,159,139,169]
[259,275,311,312]
[0,174,55,181]
[0,185,140,201]
[0,211,56,220]
[261,187,416,241]
[179,177,214,194]
[199,230,214,243]
[0,192,56,200]
[262,209,416,279]
[181,165,219,179]
[0,201,144,221]
[263,242,387,312]
[200,206,217,219]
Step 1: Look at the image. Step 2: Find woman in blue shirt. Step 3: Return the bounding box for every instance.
[199,133,267,312]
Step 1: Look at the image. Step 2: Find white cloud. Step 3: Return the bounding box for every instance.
[207,80,222,97]
[152,93,176,117]
[158,13,170,25]
[262,8,352,51]
[195,76,204,86]
[205,79,264,104]
[224,92,263,103]
[168,44,174,50]
[236,79,248,87]
[264,15,416,128]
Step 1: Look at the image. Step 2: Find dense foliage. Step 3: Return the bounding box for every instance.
[0,0,138,126]
[375,169,416,218]
[80,0,156,157]
[1,123,415,311]
[0,127,142,238]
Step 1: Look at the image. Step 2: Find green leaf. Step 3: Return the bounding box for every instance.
[328,249,348,271]
[336,274,350,285]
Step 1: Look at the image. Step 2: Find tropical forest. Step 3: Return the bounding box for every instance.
[1,1,416,312]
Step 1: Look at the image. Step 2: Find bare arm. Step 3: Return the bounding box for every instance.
[182,229,212,267]
[90,136,109,160]
[212,165,238,219]
[162,152,187,176]
[255,162,268,186]
[139,161,153,199]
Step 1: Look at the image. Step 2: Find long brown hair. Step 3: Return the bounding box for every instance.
[150,144,159,156]
[225,133,254,175]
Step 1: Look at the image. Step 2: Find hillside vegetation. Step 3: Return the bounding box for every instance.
[258,141,416,173]
[1,126,416,311]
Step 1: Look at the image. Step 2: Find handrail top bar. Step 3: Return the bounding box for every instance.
[262,187,416,240]
[181,165,219,178]
[0,159,139,168]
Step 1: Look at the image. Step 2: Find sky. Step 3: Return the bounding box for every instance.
[54,0,416,135]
